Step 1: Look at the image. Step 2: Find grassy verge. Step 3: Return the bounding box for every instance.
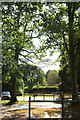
[0,100,10,104]
[0,99,28,105]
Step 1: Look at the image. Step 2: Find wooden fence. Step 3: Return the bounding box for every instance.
[28,93,73,120]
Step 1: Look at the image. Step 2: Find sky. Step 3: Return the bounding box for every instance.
[38,52,60,73]
[32,37,60,73]
[42,52,60,73]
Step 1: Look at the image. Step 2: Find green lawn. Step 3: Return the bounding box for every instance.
[0,99,28,105]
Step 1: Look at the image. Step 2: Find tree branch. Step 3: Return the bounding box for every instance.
[19,55,36,64]
[3,47,15,51]
[62,32,69,53]
[22,49,42,61]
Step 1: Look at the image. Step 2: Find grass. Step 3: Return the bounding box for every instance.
[0,100,10,104]
[0,100,28,105]
[0,93,72,105]
[15,100,28,104]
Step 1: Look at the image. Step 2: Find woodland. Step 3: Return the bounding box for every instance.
[2,2,80,103]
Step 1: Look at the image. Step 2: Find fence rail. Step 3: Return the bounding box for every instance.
[27,93,80,120]
[28,93,65,120]
[28,93,72,102]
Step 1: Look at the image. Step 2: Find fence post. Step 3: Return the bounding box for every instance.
[34,94,35,101]
[29,97,31,120]
[61,93,64,120]
[53,94,54,101]
[43,94,45,101]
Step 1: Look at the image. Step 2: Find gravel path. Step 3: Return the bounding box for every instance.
[0,102,62,120]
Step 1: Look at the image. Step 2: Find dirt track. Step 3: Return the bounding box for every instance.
[0,102,61,120]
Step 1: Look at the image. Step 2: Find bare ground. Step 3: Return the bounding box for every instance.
[0,103,61,120]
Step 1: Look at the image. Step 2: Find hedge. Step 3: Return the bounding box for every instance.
[24,86,59,93]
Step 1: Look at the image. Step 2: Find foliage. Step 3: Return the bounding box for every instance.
[16,78,24,95]
[24,85,58,93]
[2,64,24,95]
[33,85,58,89]
[46,70,60,86]
[37,2,80,100]
[2,2,44,102]
[2,2,80,102]
[59,65,71,92]
[20,63,46,92]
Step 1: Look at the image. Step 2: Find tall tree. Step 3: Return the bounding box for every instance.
[46,70,60,86]
[59,65,71,92]
[2,2,80,102]
[20,63,46,92]
[77,49,80,91]
[2,2,42,103]
[37,2,80,100]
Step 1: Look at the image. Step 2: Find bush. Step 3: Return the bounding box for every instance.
[24,86,58,94]
[16,88,24,96]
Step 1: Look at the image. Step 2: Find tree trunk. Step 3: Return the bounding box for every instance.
[10,76,17,103]
[68,3,78,101]
[70,57,78,101]
[10,48,19,103]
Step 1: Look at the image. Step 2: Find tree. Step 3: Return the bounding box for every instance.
[2,2,80,102]
[37,2,80,100]
[58,42,71,92]
[77,49,80,91]
[20,63,46,92]
[2,2,42,103]
[46,70,60,86]
[59,65,71,92]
